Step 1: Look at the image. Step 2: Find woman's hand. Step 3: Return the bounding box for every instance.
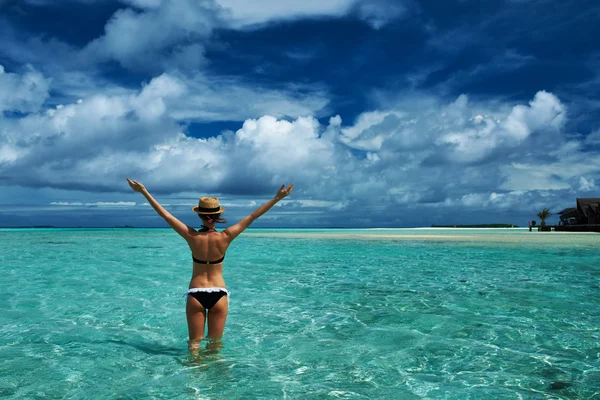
[275,183,294,200]
[127,178,146,193]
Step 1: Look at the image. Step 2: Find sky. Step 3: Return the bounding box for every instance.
[0,0,599,228]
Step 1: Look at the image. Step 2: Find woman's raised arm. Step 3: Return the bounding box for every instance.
[127,178,196,240]
[223,184,294,242]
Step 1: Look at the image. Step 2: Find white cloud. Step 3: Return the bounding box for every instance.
[283,199,347,209]
[88,202,137,207]
[437,92,565,162]
[233,115,332,176]
[460,193,489,207]
[130,74,186,120]
[579,177,596,191]
[215,0,411,28]
[0,76,337,194]
[2,87,599,227]
[499,140,600,192]
[0,65,50,113]
[341,91,568,164]
[166,73,330,121]
[585,128,600,145]
[81,0,406,72]
[216,0,357,26]
[2,25,329,120]
[18,0,407,31]
[340,110,395,151]
[354,0,411,29]
[84,0,223,71]
[123,0,162,8]
[499,163,572,191]
[51,71,330,124]
[50,201,136,207]
[502,90,565,141]
[219,200,257,207]
[0,145,20,164]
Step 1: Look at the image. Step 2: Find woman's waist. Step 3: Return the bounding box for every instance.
[188,274,226,289]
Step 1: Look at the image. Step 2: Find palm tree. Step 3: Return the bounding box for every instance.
[537,208,551,227]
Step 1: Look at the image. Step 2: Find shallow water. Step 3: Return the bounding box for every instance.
[0,228,599,399]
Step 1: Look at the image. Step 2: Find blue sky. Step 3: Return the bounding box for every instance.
[1,0,599,228]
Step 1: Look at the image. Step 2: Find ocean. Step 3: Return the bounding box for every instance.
[0,228,598,399]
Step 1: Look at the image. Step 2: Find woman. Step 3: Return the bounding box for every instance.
[126,178,293,348]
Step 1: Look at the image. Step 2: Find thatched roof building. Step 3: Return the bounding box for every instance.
[577,198,600,224]
[558,198,600,225]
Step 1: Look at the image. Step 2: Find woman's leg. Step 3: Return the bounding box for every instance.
[186,295,207,350]
[207,295,229,339]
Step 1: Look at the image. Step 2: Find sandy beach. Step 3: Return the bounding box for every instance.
[244,228,600,245]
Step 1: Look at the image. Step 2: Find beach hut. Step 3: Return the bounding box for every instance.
[576,198,600,224]
[555,198,600,232]
[557,207,578,225]
[558,198,600,225]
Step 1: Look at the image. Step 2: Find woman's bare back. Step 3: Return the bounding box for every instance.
[187,229,230,288]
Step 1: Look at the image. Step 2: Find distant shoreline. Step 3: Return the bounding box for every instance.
[430,224,518,228]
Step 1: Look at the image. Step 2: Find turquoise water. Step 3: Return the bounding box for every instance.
[1,228,599,399]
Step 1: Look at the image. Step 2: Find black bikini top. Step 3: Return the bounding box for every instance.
[192,225,225,264]
[192,255,224,264]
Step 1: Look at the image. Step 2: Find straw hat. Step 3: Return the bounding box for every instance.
[192,197,225,214]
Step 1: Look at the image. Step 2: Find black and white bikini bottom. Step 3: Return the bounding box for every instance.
[185,287,229,309]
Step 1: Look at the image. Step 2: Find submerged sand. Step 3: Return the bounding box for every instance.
[244,228,600,245]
